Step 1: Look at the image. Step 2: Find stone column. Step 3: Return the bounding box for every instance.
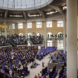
[63,15,66,53]
[44,19,47,48]
[4,22,7,38]
[25,21,27,38]
[15,23,18,34]
[67,0,77,78]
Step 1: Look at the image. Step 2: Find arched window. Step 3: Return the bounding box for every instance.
[28,33,32,38]
[57,32,63,38]
[47,32,52,38]
[36,33,40,36]
[19,33,23,36]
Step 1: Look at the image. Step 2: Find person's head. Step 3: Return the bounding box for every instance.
[34,75,37,78]
[38,73,40,76]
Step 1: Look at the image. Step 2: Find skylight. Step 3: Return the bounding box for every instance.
[0,0,53,10]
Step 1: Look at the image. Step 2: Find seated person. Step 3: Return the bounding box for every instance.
[0,69,5,78]
[23,64,30,75]
[9,69,13,77]
[30,61,35,68]
[5,66,9,74]
[42,67,47,76]
[49,69,53,78]
[30,60,39,68]
[18,64,24,77]
[59,66,64,78]
[49,66,56,78]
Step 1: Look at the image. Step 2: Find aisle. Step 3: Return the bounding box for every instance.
[25,54,50,78]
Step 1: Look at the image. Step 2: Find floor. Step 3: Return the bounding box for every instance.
[25,54,51,78]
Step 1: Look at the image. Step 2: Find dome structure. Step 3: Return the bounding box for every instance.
[0,0,53,10]
[0,0,66,22]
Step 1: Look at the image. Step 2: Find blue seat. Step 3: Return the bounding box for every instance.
[52,69,58,78]
[61,69,66,78]
[37,47,57,60]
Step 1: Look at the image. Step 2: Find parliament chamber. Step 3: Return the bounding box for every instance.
[0,0,77,78]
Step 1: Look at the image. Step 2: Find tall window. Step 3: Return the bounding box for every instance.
[57,40,63,49]
[36,22,42,28]
[12,24,15,29]
[27,23,32,29]
[57,21,63,27]
[18,23,23,29]
[47,40,53,47]
[47,21,52,28]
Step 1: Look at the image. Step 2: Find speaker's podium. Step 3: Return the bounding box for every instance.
[48,59,64,69]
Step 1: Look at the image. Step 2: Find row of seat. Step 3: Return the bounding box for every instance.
[37,46,57,60]
[0,46,38,78]
[39,52,66,78]
[2,58,30,78]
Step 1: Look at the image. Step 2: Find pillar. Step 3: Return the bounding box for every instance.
[44,19,47,48]
[25,21,27,38]
[4,22,7,38]
[77,16,78,70]
[63,15,66,53]
[67,0,77,78]
[15,23,18,34]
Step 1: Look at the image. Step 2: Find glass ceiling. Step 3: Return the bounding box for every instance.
[0,0,53,10]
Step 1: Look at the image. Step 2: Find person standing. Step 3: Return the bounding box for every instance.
[42,62,44,67]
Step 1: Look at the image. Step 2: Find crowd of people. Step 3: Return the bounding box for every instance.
[0,34,67,78]
[0,46,38,78]
[30,35,44,44]
[0,36,9,46]
[0,45,67,78]
[0,34,44,46]
[34,52,66,78]
[7,34,27,45]
[47,33,64,39]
